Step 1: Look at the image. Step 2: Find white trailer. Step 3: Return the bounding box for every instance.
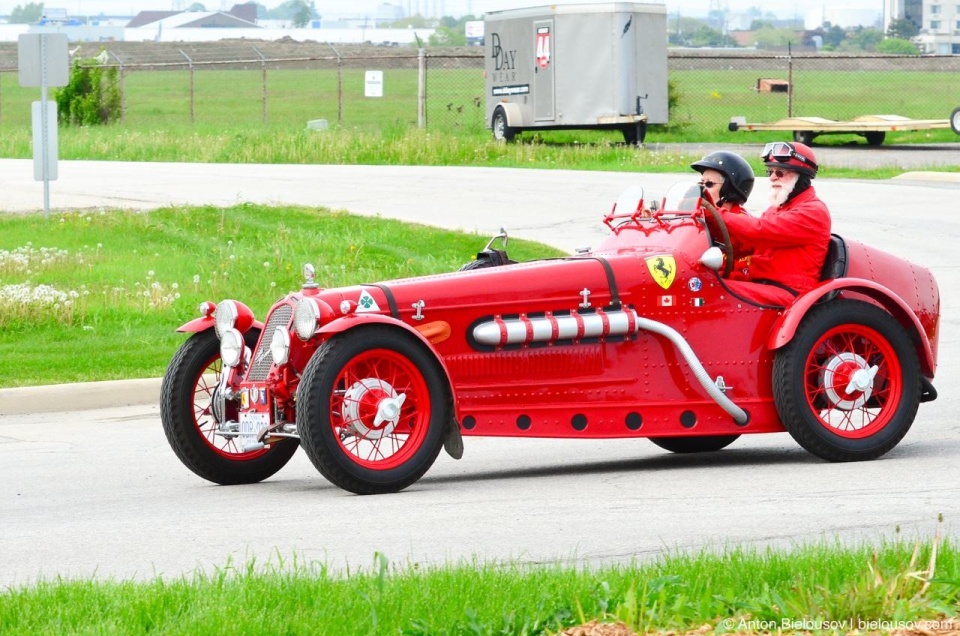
[484,2,668,145]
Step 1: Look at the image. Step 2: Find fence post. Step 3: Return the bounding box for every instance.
[418,48,426,129]
[106,50,126,125]
[253,45,267,124]
[179,50,194,124]
[787,43,793,118]
[326,44,343,125]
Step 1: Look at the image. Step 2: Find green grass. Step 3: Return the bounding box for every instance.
[2,539,958,635]
[0,204,565,388]
[2,64,959,177]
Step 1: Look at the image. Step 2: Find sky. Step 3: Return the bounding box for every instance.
[4,0,886,20]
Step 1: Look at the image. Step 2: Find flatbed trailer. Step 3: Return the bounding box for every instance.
[729,108,960,146]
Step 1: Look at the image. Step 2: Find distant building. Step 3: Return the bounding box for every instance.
[887,0,960,54]
[39,8,82,26]
[127,4,260,29]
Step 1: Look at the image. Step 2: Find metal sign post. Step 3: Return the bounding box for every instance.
[18,33,69,217]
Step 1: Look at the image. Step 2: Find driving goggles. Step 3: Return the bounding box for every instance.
[761,142,817,168]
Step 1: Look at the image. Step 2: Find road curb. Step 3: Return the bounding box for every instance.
[892,171,960,183]
[0,378,162,415]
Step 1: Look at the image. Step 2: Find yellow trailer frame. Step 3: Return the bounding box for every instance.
[729,110,960,146]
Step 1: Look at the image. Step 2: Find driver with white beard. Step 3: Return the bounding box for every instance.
[719,141,831,307]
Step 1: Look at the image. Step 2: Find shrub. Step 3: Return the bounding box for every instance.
[55,54,121,126]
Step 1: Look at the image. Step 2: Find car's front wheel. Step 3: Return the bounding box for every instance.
[297,326,450,495]
[160,329,298,484]
[773,300,921,462]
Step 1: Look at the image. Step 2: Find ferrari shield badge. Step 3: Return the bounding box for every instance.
[645,255,676,290]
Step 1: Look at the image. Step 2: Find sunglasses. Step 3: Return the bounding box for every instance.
[766,168,787,178]
[761,142,817,168]
[699,179,723,189]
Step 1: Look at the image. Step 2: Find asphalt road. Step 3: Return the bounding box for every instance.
[1,156,959,588]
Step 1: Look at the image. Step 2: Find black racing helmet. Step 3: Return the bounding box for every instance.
[690,151,755,205]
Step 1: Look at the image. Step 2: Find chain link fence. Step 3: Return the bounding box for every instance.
[1,44,958,139]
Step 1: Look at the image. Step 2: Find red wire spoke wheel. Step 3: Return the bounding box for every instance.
[160,329,298,484]
[297,326,450,495]
[331,349,431,470]
[773,300,921,462]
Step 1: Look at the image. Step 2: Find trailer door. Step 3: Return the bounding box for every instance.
[533,20,555,121]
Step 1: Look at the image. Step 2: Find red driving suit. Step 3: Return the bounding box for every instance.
[719,186,831,307]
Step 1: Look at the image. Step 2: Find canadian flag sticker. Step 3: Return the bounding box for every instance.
[658,295,675,307]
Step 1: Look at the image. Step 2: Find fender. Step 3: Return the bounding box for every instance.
[767,277,936,376]
[318,313,460,416]
[495,102,524,128]
[176,316,265,334]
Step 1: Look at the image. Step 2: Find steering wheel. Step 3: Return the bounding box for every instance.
[699,197,735,278]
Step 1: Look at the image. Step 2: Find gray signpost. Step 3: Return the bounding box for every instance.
[18,33,69,216]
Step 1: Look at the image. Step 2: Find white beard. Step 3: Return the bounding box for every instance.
[768,171,800,207]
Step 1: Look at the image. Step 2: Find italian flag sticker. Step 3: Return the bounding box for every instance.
[692,298,705,307]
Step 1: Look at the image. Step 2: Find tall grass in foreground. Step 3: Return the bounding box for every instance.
[1,539,958,635]
[0,205,564,387]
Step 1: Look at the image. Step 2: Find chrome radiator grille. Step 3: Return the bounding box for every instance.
[246,303,293,381]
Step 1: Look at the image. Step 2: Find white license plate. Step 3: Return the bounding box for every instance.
[239,411,270,436]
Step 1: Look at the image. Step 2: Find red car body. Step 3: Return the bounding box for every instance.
[161,185,940,494]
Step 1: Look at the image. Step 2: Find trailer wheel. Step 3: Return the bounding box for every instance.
[951,106,960,135]
[793,130,815,145]
[492,108,515,142]
[864,131,885,146]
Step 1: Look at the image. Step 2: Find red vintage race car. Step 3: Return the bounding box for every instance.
[160,183,940,495]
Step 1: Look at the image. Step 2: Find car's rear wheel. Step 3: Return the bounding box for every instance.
[160,328,298,484]
[649,435,740,454]
[773,300,920,462]
[297,326,450,495]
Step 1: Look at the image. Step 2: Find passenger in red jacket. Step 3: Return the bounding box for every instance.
[720,141,832,307]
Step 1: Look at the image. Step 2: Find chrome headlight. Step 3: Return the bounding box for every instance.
[293,298,320,341]
[270,327,291,366]
[220,328,244,368]
[214,300,239,339]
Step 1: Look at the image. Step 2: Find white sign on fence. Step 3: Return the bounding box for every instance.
[365,70,383,98]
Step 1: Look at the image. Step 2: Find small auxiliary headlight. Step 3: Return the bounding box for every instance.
[270,327,291,366]
[220,328,244,368]
[293,298,320,341]
[214,300,239,339]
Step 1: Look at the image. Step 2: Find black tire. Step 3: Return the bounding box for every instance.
[160,329,298,485]
[621,121,647,146]
[773,300,921,462]
[793,130,815,145]
[297,326,451,495]
[864,131,885,146]
[950,106,960,135]
[650,435,740,454]
[492,107,515,142]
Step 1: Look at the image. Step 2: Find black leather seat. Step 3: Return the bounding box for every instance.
[820,234,848,282]
[817,234,848,302]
